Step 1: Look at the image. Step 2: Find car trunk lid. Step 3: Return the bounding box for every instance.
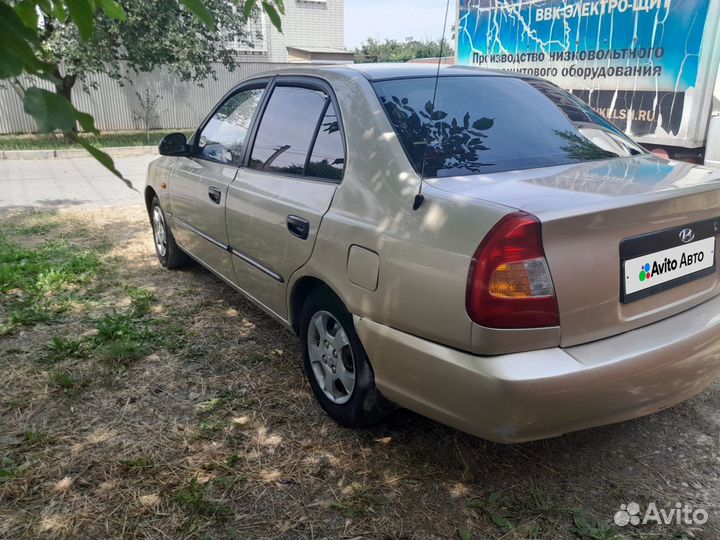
[432,155,720,346]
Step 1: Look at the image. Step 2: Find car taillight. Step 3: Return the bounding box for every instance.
[466,211,559,329]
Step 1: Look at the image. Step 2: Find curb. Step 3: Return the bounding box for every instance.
[1,145,158,160]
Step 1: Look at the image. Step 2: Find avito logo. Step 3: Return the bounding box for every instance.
[639,251,705,282]
[638,263,653,282]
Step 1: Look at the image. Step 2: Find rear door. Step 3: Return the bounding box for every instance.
[169,82,267,282]
[225,77,345,319]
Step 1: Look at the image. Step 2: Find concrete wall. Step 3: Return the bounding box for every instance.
[0,62,297,134]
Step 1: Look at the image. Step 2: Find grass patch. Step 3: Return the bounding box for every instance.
[49,369,87,396]
[329,485,379,518]
[174,479,232,518]
[125,285,155,316]
[196,420,229,439]
[118,457,153,470]
[93,312,155,363]
[569,511,618,539]
[0,456,29,480]
[0,130,194,151]
[196,397,226,413]
[468,491,515,529]
[0,234,103,334]
[23,431,51,446]
[43,336,88,364]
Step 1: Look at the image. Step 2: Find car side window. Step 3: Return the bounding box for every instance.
[306,102,344,180]
[249,86,329,176]
[197,86,265,165]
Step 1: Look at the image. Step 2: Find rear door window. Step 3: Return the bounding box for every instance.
[306,102,345,180]
[249,86,326,175]
[249,85,344,180]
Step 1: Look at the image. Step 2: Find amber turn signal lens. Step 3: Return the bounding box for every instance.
[488,258,555,298]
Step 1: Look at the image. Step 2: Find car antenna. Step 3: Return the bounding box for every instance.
[414,0,451,211]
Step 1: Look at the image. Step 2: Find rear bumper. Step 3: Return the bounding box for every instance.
[354,294,720,443]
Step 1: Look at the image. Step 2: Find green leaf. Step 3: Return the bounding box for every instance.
[22,87,97,133]
[179,0,215,28]
[75,139,138,191]
[0,2,39,43]
[14,0,39,29]
[491,514,511,529]
[75,110,97,133]
[97,0,126,20]
[457,528,472,540]
[65,0,95,40]
[569,511,616,540]
[243,0,256,19]
[472,117,494,130]
[262,1,282,32]
[52,1,68,21]
[35,0,53,16]
[0,35,50,78]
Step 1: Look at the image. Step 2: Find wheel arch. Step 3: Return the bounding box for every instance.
[144,186,158,217]
[289,275,345,335]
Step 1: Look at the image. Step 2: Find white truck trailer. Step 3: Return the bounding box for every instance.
[456,0,720,165]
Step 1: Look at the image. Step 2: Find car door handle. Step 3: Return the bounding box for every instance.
[208,186,222,205]
[287,215,310,240]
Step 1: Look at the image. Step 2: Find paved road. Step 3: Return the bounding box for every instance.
[0,155,155,209]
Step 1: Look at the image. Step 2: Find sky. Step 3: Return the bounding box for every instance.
[344,0,455,49]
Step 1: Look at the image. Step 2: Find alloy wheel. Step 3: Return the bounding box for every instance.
[307,310,356,404]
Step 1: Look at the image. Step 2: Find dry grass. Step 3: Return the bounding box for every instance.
[1,206,719,539]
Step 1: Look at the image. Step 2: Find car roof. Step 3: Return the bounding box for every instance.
[342,63,523,81]
[269,63,530,82]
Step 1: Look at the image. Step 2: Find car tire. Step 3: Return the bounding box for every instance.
[300,286,393,427]
[150,196,189,269]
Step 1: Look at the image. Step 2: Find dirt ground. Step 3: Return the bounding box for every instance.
[1,205,719,539]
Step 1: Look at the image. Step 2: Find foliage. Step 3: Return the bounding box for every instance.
[569,511,618,539]
[39,0,285,90]
[174,478,232,518]
[354,37,454,63]
[0,232,103,333]
[93,311,155,362]
[0,0,285,178]
[380,95,494,178]
[554,129,618,161]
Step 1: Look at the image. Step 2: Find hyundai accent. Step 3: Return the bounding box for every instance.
[145,64,720,442]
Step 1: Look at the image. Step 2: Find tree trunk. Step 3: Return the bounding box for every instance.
[53,69,78,142]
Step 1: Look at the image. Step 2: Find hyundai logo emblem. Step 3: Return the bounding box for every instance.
[679,228,695,243]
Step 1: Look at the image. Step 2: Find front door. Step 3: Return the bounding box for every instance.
[225,80,346,319]
[168,83,267,282]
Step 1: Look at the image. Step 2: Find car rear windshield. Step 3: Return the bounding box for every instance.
[373,76,644,178]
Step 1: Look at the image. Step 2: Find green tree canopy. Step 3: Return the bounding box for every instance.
[354,37,453,63]
[40,0,282,102]
[1,0,285,180]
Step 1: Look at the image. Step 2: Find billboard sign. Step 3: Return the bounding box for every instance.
[457,0,713,141]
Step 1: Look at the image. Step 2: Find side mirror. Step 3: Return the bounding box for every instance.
[159,132,190,156]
